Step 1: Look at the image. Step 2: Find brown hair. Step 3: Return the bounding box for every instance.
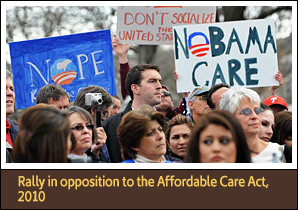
[68,105,97,145]
[74,85,113,112]
[271,111,292,145]
[12,104,70,163]
[166,114,194,141]
[36,84,69,104]
[185,110,251,163]
[117,105,165,160]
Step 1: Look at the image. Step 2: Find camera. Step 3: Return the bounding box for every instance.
[85,93,103,106]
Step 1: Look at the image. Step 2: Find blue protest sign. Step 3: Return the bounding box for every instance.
[9,29,116,109]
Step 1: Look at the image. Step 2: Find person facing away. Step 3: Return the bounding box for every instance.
[36,83,70,110]
[102,64,163,163]
[12,104,72,163]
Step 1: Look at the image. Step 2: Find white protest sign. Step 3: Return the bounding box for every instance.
[173,19,279,93]
[116,6,216,45]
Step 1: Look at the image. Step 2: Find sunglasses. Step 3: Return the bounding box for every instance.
[240,108,264,115]
[162,91,171,97]
[71,124,94,131]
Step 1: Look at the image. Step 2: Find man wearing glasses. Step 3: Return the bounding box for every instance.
[188,86,211,124]
[155,85,174,119]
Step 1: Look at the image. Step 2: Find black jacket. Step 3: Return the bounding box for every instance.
[102,101,133,163]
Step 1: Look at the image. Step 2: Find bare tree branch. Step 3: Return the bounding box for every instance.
[256,6,292,19]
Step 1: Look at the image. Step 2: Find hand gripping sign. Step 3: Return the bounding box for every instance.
[173,19,279,93]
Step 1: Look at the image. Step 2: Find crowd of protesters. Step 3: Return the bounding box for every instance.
[6,36,292,164]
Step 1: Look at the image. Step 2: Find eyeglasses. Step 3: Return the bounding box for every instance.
[71,124,94,131]
[240,108,264,115]
[162,91,171,97]
[195,94,208,101]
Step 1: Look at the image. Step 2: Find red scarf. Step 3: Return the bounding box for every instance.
[6,119,13,147]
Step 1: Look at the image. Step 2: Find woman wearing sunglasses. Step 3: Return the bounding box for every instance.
[68,106,104,162]
[219,87,286,163]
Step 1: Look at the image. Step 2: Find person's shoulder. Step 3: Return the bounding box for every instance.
[102,112,123,127]
[164,155,183,163]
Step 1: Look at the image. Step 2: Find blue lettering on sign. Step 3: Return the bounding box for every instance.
[9,29,116,109]
[173,22,276,88]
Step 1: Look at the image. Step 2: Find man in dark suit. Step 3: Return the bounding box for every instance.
[102,64,162,162]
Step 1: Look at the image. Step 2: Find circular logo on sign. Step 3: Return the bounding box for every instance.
[51,59,77,85]
[188,32,210,57]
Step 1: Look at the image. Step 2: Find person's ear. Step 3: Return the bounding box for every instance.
[90,107,96,117]
[131,84,140,95]
[188,100,194,110]
[130,146,140,152]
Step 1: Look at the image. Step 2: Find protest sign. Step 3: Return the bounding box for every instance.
[116,6,216,45]
[173,19,279,93]
[9,29,116,109]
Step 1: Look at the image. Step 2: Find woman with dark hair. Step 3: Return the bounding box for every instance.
[68,106,103,162]
[185,110,251,163]
[258,103,275,143]
[12,104,71,163]
[271,111,292,146]
[166,114,194,162]
[118,105,172,163]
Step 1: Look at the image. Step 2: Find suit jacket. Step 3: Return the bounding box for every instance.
[102,101,133,163]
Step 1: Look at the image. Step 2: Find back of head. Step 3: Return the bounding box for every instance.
[118,105,165,160]
[185,110,251,163]
[12,104,70,163]
[125,64,160,100]
[73,85,114,112]
[36,84,69,104]
[219,86,260,114]
[271,111,292,145]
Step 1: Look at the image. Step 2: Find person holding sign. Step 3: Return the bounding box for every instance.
[185,110,251,163]
[219,87,286,163]
[112,35,131,100]
[118,105,172,163]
